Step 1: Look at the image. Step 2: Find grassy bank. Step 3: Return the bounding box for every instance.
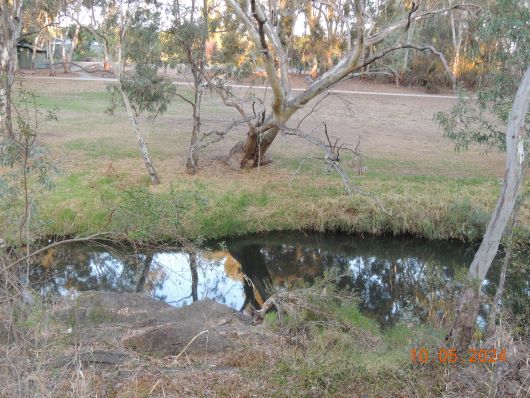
[39,165,528,243]
[8,78,530,244]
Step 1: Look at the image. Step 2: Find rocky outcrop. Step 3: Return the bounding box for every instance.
[56,291,257,358]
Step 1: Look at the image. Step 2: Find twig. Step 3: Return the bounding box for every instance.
[173,330,209,359]
[282,126,392,216]
[5,233,113,271]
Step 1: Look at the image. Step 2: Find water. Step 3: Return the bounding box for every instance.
[30,232,525,327]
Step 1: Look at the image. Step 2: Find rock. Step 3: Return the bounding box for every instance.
[55,291,255,358]
[124,321,233,356]
[57,291,252,329]
[54,351,129,368]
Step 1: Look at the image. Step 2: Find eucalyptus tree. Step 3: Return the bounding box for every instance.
[60,0,83,73]
[224,0,474,168]
[107,1,175,184]
[73,0,120,71]
[0,0,24,139]
[40,0,62,75]
[164,0,210,175]
[437,0,530,348]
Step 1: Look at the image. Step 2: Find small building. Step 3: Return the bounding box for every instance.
[17,40,47,69]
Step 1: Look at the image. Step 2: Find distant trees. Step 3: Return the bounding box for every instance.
[223,0,470,168]
[163,0,210,175]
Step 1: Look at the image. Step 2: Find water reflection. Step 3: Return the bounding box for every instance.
[30,232,526,327]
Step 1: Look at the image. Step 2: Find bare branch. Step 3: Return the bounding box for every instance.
[5,233,113,272]
[198,114,258,149]
[282,126,391,216]
[225,0,285,112]
[250,0,268,52]
[360,43,456,87]
[286,0,365,114]
[366,4,480,47]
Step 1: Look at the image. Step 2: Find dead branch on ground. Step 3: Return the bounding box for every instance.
[283,123,391,216]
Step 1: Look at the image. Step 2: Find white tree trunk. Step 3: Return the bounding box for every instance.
[450,66,530,348]
[66,24,80,72]
[115,23,160,185]
[121,90,161,185]
[0,0,23,139]
[61,31,68,73]
[31,34,40,69]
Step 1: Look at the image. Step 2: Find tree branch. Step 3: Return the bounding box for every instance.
[5,233,113,272]
[226,0,284,117]
[366,4,480,47]
[286,0,365,114]
[282,126,391,216]
[360,43,456,87]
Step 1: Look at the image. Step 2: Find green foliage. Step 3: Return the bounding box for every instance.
[255,274,446,397]
[436,0,530,152]
[217,31,245,66]
[107,6,176,118]
[114,187,165,241]
[336,304,380,334]
[0,85,56,242]
[107,66,176,116]
[435,88,507,152]
[162,2,209,69]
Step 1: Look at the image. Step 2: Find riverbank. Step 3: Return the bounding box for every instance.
[32,163,528,246]
[2,287,528,397]
[6,77,530,245]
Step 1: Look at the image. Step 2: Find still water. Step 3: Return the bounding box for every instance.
[30,232,523,327]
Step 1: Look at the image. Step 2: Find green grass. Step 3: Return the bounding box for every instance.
[34,162,529,245]
[252,287,449,397]
[33,91,110,113]
[6,80,530,244]
[64,138,138,159]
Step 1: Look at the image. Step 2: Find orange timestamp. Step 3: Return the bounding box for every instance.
[410,347,507,364]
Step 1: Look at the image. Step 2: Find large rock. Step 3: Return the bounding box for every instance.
[56,291,254,358]
[123,321,233,356]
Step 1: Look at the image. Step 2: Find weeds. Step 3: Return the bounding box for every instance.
[252,274,450,397]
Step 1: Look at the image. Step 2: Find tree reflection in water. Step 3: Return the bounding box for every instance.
[30,232,522,327]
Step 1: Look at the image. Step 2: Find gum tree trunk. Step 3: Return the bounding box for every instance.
[449,67,530,349]
[0,0,23,140]
[31,34,40,69]
[121,90,161,185]
[48,38,56,76]
[183,0,208,175]
[61,32,68,73]
[65,24,80,73]
[185,70,202,174]
[115,25,160,185]
[238,125,279,168]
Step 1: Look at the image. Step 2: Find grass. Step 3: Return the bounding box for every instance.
[252,279,450,397]
[5,77,530,245]
[4,77,529,398]
[63,138,139,159]
[33,153,529,244]
[35,165,513,243]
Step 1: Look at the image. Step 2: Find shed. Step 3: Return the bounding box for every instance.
[17,40,47,69]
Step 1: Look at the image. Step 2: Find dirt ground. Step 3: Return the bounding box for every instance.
[20,68,507,182]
